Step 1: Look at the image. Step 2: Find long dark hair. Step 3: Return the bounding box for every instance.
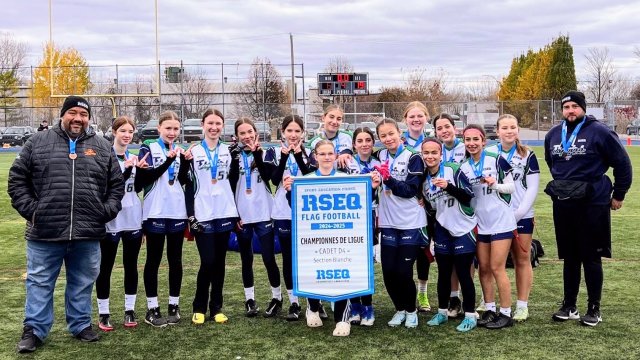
[281,114,309,163]
[352,126,376,151]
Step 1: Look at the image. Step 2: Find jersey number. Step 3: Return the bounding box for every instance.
[483,187,493,196]
[126,183,135,192]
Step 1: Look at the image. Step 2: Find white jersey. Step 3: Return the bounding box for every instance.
[342,155,381,175]
[376,147,427,230]
[267,147,310,220]
[402,131,426,151]
[442,139,466,164]
[106,153,142,232]
[190,142,238,222]
[235,150,273,224]
[422,162,476,237]
[308,130,353,155]
[459,151,516,234]
[486,144,540,220]
[142,141,186,221]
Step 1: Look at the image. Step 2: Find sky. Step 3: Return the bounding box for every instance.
[2,0,640,94]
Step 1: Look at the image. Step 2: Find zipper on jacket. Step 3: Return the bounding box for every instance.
[70,157,75,240]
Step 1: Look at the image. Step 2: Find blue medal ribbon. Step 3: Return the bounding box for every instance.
[427,162,445,191]
[498,143,516,163]
[561,117,586,155]
[355,154,372,174]
[157,139,177,182]
[69,138,77,157]
[324,131,340,152]
[383,144,404,191]
[468,150,485,179]
[241,150,252,190]
[201,140,220,182]
[442,138,460,163]
[315,169,336,177]
[403,131,424,150]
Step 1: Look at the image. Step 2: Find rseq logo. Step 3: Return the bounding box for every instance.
[316,269,351,280]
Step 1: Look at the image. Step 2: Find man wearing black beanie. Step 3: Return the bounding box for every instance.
[544,90,632,327]
[9,96,124,353]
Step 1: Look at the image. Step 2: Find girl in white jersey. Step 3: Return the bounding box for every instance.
[402,101,433,313]
[184,108,239,325]
[433,113,467,317]
[137,110,189,328]
[307,104,353,169]
[420,138,478,332]
[228,117,283,319]
[96,116,147,331]
[340,127,380,326]
[459,124,516,330]
[265,115,311,321]
[374,118,427,329]
[486,114,540,322]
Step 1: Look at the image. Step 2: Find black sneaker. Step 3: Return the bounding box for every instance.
[75,325,99,342]
[124,310,138,328]
[552,302,580,322]
[580,304,602,327]
[167,304,181,325]
[16,326,42,353]
[485,313,514,329]
[98,314,114,332]
[447,296,462,318]
[145,307,168,328]
[477,310,497,327]
[264,298,283,318]
[318,304,329,320]
[286,302,302,321]
[245,299,259,317]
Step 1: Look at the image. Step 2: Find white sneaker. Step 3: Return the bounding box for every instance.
[405,310,418,328]
[306,307,323,328]
[476,300,487,312]
[387,310,406,327]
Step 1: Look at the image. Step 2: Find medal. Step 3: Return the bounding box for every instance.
[69,153,77,160]
[246,189,252,194]
[385,189,392,196]
[211,179,217,184]
[202,140,221,185]
[169,180,175,185]
[68,138,78,160]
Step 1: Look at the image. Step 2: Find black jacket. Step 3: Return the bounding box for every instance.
[8,122,125,241]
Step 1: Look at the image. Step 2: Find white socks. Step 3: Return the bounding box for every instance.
[125,294,136,311]
[516,300,528,309]
[418,280,428,294]
[97,298,110,315]
[287,289,299,305]
[244,287,255,301]
[168,296,180,306]
[147,297,158,310]
[500,307,511,317]
[271,286,282,301]
[485,302,496,313]
[450,291,460,298]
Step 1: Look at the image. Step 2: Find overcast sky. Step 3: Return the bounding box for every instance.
[3,0,640,93]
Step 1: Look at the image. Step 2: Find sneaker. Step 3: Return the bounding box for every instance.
[318,304,329,320]
[476,300,487,312]
[580,304,602,327]
[192,313,205,325]
[456,316,478,332]
[213,312,228,324]
[264,298,282,318]
[98,314,114,332]
[145,307,168,328]
[167,304,181,325]
[486,313,515,329]
[513,307,529,322]
[306,307,323,327]
[360,305,375,326]
[349,303,362,325]
[387,310,406,327]
[427,312,448,326]
[447,296,462,318]
[405,311,419,328]
[16,326,42,353]
[286,303,302,321]
[552,302,579,322]
[417,292,431,312]
[75,325,99,342]
[124,310,138,328]
[245,299,259,317]
[477,310,497,327]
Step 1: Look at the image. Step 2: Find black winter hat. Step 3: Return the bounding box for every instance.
[60,96,91,119]
[561,91,586,113]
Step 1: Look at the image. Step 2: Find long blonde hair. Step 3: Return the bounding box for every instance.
[496,114,527,157]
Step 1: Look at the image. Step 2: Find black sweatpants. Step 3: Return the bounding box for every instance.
[435,253,476,313]
[192,231,230,314]
[382,244,419,312]
[96,231,143,299]
[144,231,184,299]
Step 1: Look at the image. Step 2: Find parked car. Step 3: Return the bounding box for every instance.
[1,126,35,146]
[182,118,203,142]
[254,121,272,142]
[0,127,6,134]
[222,123,236,143]
[626,119,640,135]
[454,120,464,138]
[139,119,159,142]
[305,121,321,141]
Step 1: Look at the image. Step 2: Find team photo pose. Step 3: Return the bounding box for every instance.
[137,110,190,327]
[459,125,516,329]
[184,108,239,325]
[420,138,478,332]
[228,117,283,318]
[307,104,353,168]
[374,118,427,328]
[486,114,540,322]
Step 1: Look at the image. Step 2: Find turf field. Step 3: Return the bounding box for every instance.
[0,147,638,359]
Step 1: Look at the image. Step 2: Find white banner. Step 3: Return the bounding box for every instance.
[292,175,374,301]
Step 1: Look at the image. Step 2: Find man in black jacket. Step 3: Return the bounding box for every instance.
[8,96,124,353]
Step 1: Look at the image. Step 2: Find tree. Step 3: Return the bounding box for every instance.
[0,33,27,126]
[583,47,616,102]
[167,66,213,119]
[546,35,577,100]
[31,42,91,121]
[324,56,354,73]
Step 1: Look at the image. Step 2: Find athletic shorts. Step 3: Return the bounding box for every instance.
[200,217,237,234]
[107,229,142,243]
[236,220,274,240]
[477,230,516,243]
[143,218,187,234]
[380,228,423,247]
[433,222,476,255]
[517,218,534,235]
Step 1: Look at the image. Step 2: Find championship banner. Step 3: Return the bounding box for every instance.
[292,175,374,302]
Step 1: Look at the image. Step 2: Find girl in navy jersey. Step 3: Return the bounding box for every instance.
[340,127,380,326]
[374,118,426,329]
[184,108,239,325]
[228,117,283,318]
[486,114,540,322]
[420,138,478,332]
[402,101,432,312]
[307,104,353,168]
[137,110,190,327]
[459,124,516,330]
[265,115,311,321]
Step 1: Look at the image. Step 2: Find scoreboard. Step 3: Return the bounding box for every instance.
[317,73,369,96]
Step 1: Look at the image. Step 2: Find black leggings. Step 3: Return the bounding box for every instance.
[563,254,603,308]
[382,244,419,312]
[308,299,350,323]
[143,231,184,299]
[238,227,281,289]
[349,295,372,307]
[192,231,230,314]
[279,227,293,291]
[435,253,476,313]
[416,248,431,281]
[96,231,143,299]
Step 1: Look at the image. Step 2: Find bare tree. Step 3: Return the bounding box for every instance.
[583,47,616,102]
[168,66,213,118]
[0,33,28,125]
[324,56,354,73]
